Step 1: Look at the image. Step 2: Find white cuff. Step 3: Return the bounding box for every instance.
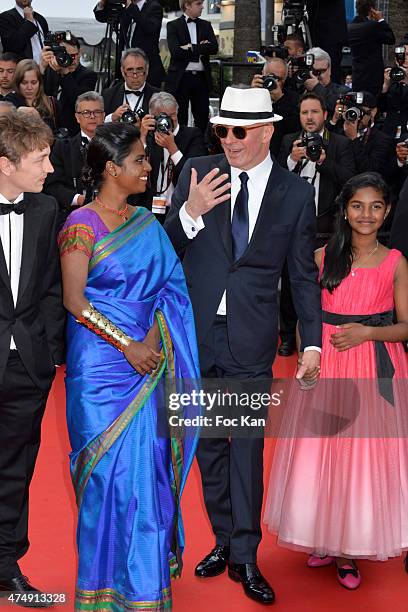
[105,113,113,123]
[287,155,297,171]
[179,202,205,239]
[72,193,81,206]
[171,150,183,165]
[397,159,404,168]
[303,346,321,353]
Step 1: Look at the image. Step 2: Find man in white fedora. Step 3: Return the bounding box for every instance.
[165,86,322,605]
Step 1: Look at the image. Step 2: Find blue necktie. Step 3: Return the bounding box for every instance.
[231,172,249,261]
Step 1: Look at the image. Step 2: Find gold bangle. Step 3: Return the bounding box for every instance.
[77,303,132,352]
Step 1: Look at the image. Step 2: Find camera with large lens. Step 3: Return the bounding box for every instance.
[260,44,289,60]
[262,74,279,91]
[338,91,365,122]
[44,31,73,68]
[291,53,314,85]
[390,46,406,83]
[120,107,146,125]
[154,112,173,135]
[299,132,324,162]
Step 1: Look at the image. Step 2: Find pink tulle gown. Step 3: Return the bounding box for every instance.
[264,248,408,560]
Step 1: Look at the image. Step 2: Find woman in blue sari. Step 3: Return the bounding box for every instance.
[58,123,200,610]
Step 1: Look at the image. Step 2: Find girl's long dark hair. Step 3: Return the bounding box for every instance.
[320,172,390,293]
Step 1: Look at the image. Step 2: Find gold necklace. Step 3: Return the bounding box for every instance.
[351,240,379,277]
[95,196,129,221]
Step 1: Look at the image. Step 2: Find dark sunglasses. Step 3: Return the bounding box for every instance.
[213,124,260,140]
[311,67,329,77]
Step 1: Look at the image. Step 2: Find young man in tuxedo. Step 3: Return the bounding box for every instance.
[0,0,48,64]
[136,91,207,216]
[94,0,165,87]
[165,0,218,134]
[40,34,98,136]
[165,87,321,605]
[102,48,159,124]
[0,113,65,601]
[44,91,105,219]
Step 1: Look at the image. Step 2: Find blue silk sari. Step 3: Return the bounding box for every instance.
[59,207,200,611]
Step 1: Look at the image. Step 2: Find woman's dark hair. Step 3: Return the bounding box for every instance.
[82,123,141,190]
[320,172,390,293]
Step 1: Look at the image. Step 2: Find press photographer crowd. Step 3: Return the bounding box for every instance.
[0,0,408,609]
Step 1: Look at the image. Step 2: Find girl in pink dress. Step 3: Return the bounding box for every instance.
[264,173,408,589]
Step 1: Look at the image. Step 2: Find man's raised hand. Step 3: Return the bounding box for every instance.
[185,167,230,221]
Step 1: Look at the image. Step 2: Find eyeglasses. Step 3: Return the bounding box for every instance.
[312,67,329,77]
[213,124,261,140]
[76,110,104,118]
[124,67,146,76]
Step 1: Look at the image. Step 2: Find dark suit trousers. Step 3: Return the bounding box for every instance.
[279,260,297,343]
[196,317,271,564]
[0,351,52,580]
[175,72,209,134]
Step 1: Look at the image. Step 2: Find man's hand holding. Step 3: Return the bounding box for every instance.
[140,113,155,144]
[23,6,35,22]
[396,142,408,164]
[304,73,319,91]
[343,119,358,141]
[154,130,178,156]
[382,67,391,93]
[370,8,383,21]
[251,74,264,89]
[296,350,321,388]
[185,167,230,221]
[315,147,327,166]
[112,104,131,122]
[290,139,307,163]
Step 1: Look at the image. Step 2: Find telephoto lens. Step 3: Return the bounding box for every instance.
[262,75,278,91]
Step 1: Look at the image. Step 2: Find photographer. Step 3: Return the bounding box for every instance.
[94,0,165,87]
[44,92,105,219]
[103,48,159,123]
[283,32,305,59]
[329,90,394,177]
[302,47,348,117]
[251,57,301,156]
[40,33,97,136]
[0,0,48,63]
[134,91,207,217]
[378,43,408,139]
[277,91,355,356]
[0,52,25,107]
[348,0,395,97]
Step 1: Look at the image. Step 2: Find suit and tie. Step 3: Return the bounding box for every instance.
[164,153,321,564]
[102,80,160,120]
[0,193,65,581]
[165,15,218,133]
[0,7,48,62]
[94,0,165,87]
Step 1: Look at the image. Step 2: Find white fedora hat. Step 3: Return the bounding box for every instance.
[210,86,282,126]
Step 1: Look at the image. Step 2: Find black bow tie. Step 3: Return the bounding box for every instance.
[0,200,27,216]
[187,17,197,23]
[125,90,143,97]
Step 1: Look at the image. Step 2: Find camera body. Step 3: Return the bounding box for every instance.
[154,112,173,135]
[283,0,306,25]
[120,107,147,125]
[44,31,73,68]
[260,44,289,60]
[338,91,365,122]
[299,132,324,162]
[291,53,314,86]
[390,46,406,83]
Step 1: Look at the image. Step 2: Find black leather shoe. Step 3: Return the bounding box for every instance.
[278,340,296,357]
[0,576,52,608]
[195,545,230,577]
[228,563,275,605]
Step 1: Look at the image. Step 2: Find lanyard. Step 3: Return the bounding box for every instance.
[155,157,175,195]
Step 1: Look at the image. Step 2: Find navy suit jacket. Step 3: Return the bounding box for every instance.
[164,154,322,367]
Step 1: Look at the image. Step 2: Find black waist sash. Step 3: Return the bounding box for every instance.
[322,310,395,406]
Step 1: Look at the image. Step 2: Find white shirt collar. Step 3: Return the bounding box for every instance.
[230,154,273,185]
[0,191,24,205]
[173,123,180,137]
[80,131,91,141]
[15,4,25,18]
[124,82,146,94]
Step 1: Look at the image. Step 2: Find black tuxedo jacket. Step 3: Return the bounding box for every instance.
[0,194,65,389]
[43,65,98,136]
[306,0,348,47]
[279,130,356,234]
[94,0,165,86]
[390,176,408,259]
[134,125,207,210]
[0,7,48,60]
[102,81,159,117]
[44,133,87,213]
[165,16,218,93]
[164,155,321,367]
[348,17,395,96]
[350,127,394,177]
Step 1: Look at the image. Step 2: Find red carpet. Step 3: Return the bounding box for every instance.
[6,356,408,611]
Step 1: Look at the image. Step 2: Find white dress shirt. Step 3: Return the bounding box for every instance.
[179,155,321,353]
[156,124,183,206]
[105,82,146,123]
[287,130,323,214]
[184,14,204,72]
[127,0,146,49]
[15,3,43,65]
[0,192,25,350]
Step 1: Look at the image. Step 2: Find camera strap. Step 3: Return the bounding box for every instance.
[124,92,143,112]
[155,156,175,196]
